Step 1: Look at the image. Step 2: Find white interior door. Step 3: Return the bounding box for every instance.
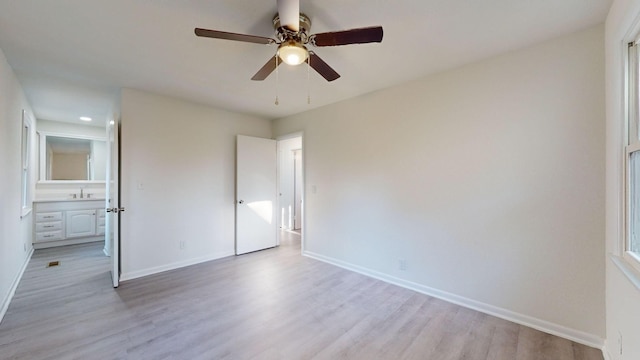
[236,135,277,255]
[105,116,120,287]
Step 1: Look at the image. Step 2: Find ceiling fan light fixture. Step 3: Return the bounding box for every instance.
[278,41,308,66]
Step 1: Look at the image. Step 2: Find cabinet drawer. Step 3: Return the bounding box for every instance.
[36,230,63,242]
[36,212,62,222]
[35,221,63,232]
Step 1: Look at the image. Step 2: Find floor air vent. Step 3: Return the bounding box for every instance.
[47,261,59,267]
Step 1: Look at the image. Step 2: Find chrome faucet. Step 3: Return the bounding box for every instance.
[80,188,84,199]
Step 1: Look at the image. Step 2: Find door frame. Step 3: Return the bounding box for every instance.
[276,132,304,252]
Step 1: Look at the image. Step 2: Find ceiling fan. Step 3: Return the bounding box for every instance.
[194,0,383,82]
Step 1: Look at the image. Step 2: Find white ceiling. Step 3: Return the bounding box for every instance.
[0,0,612,126]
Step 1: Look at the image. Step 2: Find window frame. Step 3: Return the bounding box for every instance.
[20,110,33,218]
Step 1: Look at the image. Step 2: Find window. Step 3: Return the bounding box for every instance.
[626,41,640,269]
[21,110,32,217]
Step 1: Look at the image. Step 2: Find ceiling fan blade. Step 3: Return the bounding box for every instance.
[277,0,299,32]
[194,28,275,45]
[251,55,282,81]
[311,26,383,47]
[308,52,340,82]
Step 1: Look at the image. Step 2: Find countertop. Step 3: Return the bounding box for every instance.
[34,198,106,203]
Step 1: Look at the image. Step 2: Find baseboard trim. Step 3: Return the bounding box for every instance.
[0,247,34,324]
[303,250,604,350]
[601,344,612,360]
[120,250,235,281]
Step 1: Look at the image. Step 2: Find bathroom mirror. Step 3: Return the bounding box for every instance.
[38,132,107,182]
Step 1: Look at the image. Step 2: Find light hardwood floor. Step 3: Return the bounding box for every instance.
[0,233,603,360]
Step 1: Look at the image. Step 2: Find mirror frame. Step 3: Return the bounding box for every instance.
[37,131,107,183]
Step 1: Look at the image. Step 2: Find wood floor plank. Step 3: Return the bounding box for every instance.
[0,234,603,360]
[485,317,520,360]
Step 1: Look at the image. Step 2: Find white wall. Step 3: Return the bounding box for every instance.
[273,26,605,346]
[605,0,640,359]
[119,88,271,280]
[91,139,107,181]
[278,136,302,230]
[0,47,35,321]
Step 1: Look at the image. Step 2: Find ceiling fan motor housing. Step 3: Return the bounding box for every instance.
[273,13,311,42]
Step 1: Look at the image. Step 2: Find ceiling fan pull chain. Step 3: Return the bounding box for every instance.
[275,52,280,105]
[307,57,311,104]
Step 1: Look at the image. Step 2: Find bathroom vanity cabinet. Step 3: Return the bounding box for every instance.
[33,199,105,249]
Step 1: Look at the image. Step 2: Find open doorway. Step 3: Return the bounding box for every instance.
[277,134,303,246]
[293,149,302,232]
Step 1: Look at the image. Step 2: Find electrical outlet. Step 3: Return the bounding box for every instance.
[399,259,407,271]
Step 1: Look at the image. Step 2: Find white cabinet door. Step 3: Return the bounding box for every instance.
[66,210,97,238]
